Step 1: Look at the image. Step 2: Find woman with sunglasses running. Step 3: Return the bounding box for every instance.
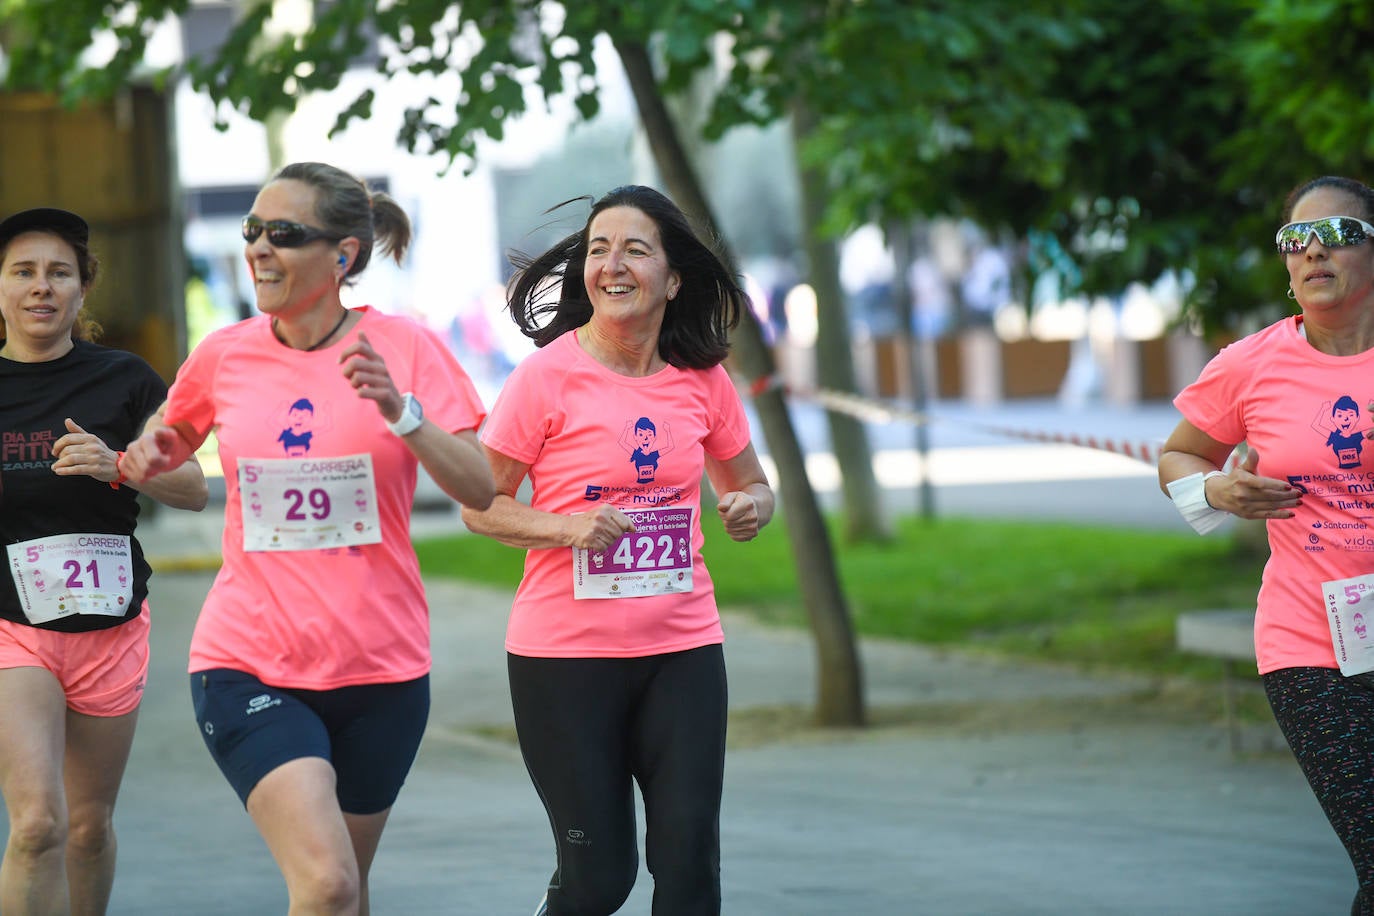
[1160,174,1374,914]
[121,161,495,915]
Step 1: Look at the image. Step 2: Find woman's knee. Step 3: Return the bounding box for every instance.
[63,807,114,861]
[644,804,719,897]
[287,859,360,914]
[553,849,638,915]
[5,805,65,860]
[554,878,635,916]
[1353,882,1374,916]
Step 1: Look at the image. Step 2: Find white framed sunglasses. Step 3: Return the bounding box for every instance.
[1275,215,1374,254]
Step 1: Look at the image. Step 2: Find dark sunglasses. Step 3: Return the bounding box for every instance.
[241,215,343,248]
[1275,215,1374,254]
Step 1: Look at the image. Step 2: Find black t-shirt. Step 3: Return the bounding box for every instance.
[0,340,167,631]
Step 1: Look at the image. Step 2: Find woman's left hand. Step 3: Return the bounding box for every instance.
[717,491,761,542]
[340,331,404,422]
[50,418,122,483]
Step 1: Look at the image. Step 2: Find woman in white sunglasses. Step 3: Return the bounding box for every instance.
[1159,175,1374,914]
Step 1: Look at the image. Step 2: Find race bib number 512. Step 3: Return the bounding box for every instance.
[1322,572,1374,676]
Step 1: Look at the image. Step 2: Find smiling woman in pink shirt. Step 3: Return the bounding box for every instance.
[463,185,774,916]
[121,162,494,915]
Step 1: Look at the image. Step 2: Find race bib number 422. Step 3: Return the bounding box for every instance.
[572,506,695,599]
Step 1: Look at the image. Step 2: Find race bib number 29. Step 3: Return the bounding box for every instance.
[238,453,382,552]
[573,506,695,599]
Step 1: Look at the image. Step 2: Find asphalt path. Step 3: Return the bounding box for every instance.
[100,569,1348,915]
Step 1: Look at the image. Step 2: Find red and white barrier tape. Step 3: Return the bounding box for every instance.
[745,374,1167,467]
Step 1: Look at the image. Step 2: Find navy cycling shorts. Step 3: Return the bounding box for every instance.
[190,667,430,814]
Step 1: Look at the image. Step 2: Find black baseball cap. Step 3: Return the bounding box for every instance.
[0,208,90,247]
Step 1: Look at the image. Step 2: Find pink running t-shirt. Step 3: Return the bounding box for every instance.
[1175,315,1374,674]
[481,330,753,658]
[164,307,486,688]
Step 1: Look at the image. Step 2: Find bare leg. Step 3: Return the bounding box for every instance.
[0,667,70,916]
[63,705,138,916]
[246,756,361,916]
[342,809,390,916]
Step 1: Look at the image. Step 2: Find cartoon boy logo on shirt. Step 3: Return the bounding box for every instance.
[278,398,316,456]
[621,416,674,483]
[1312,395,1366,469]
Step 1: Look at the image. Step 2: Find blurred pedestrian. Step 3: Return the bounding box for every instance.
[121,162,495,915]
[1160,175,1374,914]
[0,207,208,915]
[463,185,774,915]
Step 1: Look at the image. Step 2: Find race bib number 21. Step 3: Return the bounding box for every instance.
[7,533,134,624]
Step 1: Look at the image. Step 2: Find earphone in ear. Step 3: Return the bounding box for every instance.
[338,255,347,268]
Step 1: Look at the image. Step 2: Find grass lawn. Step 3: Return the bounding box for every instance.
[414,513,1268,681]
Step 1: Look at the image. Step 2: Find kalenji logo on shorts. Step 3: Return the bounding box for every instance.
[245,694,282,716]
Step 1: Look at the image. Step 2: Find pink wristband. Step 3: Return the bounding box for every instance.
[110,451,127,489]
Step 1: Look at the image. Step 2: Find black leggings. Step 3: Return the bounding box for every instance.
[508,645,727,916]
[1264,666,1374,916]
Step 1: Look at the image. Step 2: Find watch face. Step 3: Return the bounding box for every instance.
[388,393,424,435]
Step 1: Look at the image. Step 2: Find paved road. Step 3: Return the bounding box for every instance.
[9,399,1353,914]
[103,569,1349,915]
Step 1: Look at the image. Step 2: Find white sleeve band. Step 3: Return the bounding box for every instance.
[1166,471,1230,535]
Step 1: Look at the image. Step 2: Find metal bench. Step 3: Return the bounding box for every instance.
[1175,609,1256,753]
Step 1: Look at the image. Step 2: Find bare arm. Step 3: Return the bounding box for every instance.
[460,445,634,552]
[340,331,495,510]
[397,424,495,510]
[1157,418,1234,496]
[120,402,203,486]
[1158,418,1301,520]
[52,412,208,511]
[706,442,774,541]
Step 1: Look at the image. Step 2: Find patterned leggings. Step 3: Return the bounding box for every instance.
[1264,667,1374,916]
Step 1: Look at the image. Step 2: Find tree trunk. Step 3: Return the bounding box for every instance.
[614,37,865,727]
[790,100,892,544]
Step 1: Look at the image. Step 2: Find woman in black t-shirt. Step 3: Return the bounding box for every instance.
[0,208,207,914]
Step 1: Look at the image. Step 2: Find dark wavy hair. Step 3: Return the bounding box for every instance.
[1282,176,1374,224]
[505,185,744,370]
